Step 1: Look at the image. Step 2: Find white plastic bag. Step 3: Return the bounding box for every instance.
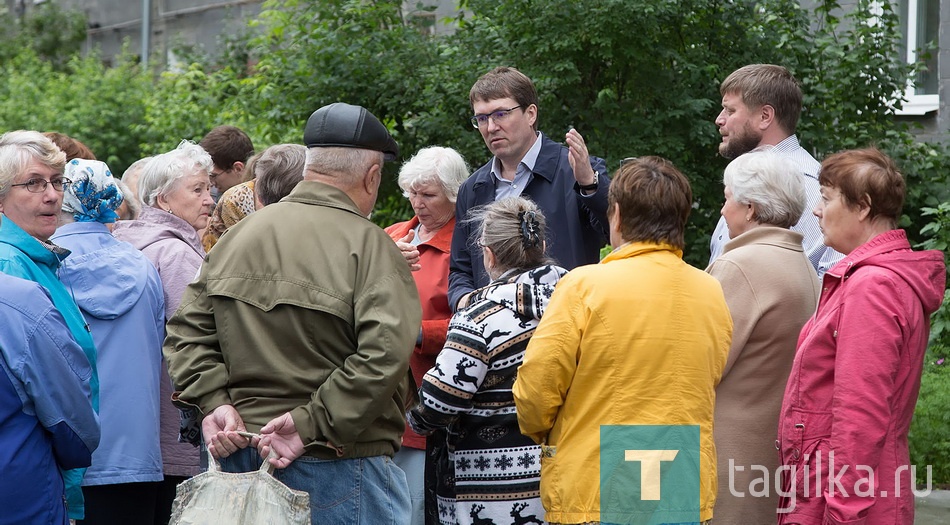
[169,449,310,525]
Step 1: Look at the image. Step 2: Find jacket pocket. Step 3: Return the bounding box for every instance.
[792,437,827,498]
[778,408,832,498]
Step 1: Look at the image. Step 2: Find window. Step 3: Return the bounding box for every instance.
[896,0,939,115]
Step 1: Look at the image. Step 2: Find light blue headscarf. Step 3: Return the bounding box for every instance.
[62,159,124,224]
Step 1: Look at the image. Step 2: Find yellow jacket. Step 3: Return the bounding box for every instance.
[513,242,732,524]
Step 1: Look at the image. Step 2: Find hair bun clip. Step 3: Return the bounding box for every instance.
[518,210,541,250]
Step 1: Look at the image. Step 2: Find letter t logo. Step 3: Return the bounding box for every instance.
[624,450,679,500]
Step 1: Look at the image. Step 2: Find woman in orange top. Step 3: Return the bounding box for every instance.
[385,146,470,525]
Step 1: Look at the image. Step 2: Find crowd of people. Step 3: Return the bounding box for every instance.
[0,63,945,525]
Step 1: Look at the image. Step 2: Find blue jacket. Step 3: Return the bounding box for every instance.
[448,133,610,309]
[52,222,165,486]
[0,215,99,520]
[0,273,99,525]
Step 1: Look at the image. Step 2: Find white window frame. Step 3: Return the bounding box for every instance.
[894,0,939,115]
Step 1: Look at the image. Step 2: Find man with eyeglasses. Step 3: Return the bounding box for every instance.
[199,125,255,197]
[448,66,610,310]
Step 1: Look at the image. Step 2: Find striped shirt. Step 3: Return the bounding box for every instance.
[708,135,844,278]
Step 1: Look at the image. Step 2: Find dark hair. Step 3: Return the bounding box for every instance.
[469,67,540,131]
[255,144,306,206]
[819,147,904,227]
[608,156,692,249]
[44,132,96,161]
[199,125,254,170]
[471,197,550,276]
[720,64,802,134]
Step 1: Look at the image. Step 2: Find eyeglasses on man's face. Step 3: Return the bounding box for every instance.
[210,166,232,179]
[471,105,524,129]
[10,177,72,193]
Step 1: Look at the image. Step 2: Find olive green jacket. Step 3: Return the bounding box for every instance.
[164,181,421,459]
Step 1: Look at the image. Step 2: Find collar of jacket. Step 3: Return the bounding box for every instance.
[130,206,206,256]
[470,132,559,191]
[722,226,805,255]
[284,180,372,220]
[824,229,911,281]
[0,213,69,267]
[601,240,683,263]
[400,215,455,253]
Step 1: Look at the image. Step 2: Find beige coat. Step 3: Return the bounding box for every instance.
[706,227,819,525]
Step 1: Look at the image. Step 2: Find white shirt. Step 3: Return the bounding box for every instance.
[708,135,844,278]
[491,132,543,200]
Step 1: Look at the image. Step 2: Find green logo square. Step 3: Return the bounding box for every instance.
[600,425,701,525]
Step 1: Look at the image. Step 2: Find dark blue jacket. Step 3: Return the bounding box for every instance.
[448,133,609,309]
[0,273,99,525]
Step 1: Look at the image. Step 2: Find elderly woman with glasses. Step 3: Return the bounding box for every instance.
[0,130,100,523]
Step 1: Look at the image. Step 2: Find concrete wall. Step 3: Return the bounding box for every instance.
[904,0,950,141]
[15,0,461,67]
[56,0,265,66]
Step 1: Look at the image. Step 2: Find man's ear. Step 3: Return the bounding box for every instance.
[525,103,539,129]
[758,104,775,131]
[363,162,382,194]
[232,161,245,174]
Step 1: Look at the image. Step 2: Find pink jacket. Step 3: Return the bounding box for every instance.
[777,229,945,525]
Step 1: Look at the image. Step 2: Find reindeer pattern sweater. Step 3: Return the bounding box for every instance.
[408,263,567,525]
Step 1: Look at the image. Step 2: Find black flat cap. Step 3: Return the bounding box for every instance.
[303,102,399,161]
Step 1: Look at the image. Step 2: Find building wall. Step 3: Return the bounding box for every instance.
[52,0,264,66]
[906,0,949,141]
[18,0,461,67]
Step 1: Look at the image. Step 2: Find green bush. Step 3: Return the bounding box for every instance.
[909,349,950,487]
[912,195,950,487]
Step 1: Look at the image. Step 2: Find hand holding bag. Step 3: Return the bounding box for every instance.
[169,447,311,525]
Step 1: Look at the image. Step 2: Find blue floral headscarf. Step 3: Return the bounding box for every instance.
[62,159,124,224]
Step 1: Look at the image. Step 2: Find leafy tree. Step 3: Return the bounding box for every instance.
[0,3,87,70]
[0,47,150,174]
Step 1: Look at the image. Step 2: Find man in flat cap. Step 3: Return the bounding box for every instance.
[164,103,421,524]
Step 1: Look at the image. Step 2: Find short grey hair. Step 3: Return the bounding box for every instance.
[113,177,141,219]
[139,141,213,207]
[0,130,67,200]
[723,147,806,228]
[397,146,470,203]
[304,146,382,189]
[121,156,153,204]
[255,144,306,206]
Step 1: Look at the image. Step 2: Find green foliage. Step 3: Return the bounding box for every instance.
[0,47,151,174]
[135,64,251,155]
[909,350,950,486]
[0,3,87,69]
[920,202,950,346]
[913,184,950,487]
[0,0,945,479]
